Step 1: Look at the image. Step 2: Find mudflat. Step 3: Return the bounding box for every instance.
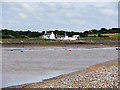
[2,40,119,48]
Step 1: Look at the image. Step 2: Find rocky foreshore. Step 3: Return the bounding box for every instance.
[5,59,119,89]
[2,39,119,48]
[46,66,118,88]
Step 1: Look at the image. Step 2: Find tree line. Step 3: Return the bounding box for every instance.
[1,29,42,39]
[84,28,120,34]
[1,28,120,39]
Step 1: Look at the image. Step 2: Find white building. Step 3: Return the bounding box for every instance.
[56,35,65,40]
[40,32,55,39]
[40,31,79,40]
[56,35,78,40]
[66,37,77,40]
[73,35,80,38]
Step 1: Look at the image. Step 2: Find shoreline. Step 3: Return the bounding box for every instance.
[1,40,119,48]
[2,44,116,48]
[5,58,119,88]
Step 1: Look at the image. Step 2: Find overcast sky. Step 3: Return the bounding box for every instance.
[2,2,118,32]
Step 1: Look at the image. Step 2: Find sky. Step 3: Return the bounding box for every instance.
[2,2,118,32]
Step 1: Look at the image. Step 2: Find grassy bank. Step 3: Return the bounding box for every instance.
[79,33,120,40]
[1,38,56,41]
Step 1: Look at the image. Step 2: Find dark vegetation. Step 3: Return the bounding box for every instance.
[1,28,120,39]
[84,28,120,34]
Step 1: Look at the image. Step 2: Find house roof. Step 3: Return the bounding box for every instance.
[57,35,65,37]
[44,33,51,35]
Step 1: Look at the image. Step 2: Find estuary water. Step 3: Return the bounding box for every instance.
[2,47,118,88]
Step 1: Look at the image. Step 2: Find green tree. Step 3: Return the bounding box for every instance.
[99,28,107,33]
[98,33,102,37]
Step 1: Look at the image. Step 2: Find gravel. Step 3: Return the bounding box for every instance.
[43,65,119,88]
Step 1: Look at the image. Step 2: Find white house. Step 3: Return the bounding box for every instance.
[56,35,65,40]
[40,31,79,40]
[66,37,77,40]
[73,35,80,38]
[40,32,55,39]
[56,34,78,40]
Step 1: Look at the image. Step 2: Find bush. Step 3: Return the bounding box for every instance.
[21,35,29,38]
[98,34,102,37]
[102,36,109,37]
[2,35,15,39]
[98,34,109,37]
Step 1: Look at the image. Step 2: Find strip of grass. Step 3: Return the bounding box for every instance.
[78,37,111,40]
[87,33,120,40]
[1,38,56,41]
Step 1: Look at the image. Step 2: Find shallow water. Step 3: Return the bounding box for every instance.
[2,47,118,88]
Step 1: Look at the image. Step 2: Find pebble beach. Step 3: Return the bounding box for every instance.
[47,66,118,88]
[6,59,119,89]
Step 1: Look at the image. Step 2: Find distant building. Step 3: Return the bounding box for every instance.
[40,32,55,39]
[73,35,80,38]
[66,37,77,40]
[39,31,79,40]
[56,34,78,40]
[56,35,65,40]
[64,35,80,40]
